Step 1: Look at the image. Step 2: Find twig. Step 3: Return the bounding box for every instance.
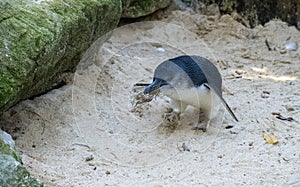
[134,83,151,87]
[265,39,272,51]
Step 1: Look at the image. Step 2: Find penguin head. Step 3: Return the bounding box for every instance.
[143,58,195,95]
[143,77,169,94]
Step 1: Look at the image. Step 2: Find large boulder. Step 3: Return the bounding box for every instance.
[121,0,171,18]
[0,130,42,186]
[0,0,122,113]
[182,0,300,29]
[217,0,300,28]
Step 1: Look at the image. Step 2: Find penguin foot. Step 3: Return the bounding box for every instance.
[163,108,181,124]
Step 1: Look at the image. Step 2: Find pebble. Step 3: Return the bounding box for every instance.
[85,155,94,162]
[280,49,287,54]
[155,47,166,53]
[285,41,298,51]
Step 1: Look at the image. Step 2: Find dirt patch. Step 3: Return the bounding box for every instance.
[1,11,300,186]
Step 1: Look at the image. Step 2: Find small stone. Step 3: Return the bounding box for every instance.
[241,53,250,58]
[261,93,269,98]
[285,41,298,51]
[155,47,166,53]
[261,91,270,98]
[280,49,287,54]
[271,112,281,115]
[285,106,295,111]
[235,70,244,75]
[85,155,94,162]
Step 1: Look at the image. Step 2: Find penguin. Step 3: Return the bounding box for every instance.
[144,55,238,130]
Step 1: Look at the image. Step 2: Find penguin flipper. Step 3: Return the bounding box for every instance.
[204,83,238,122]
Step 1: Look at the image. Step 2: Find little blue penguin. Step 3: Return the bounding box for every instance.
[144,55,238,129]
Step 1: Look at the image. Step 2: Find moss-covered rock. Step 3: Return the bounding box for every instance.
[0,154,43,187]
[0,130,42,186]
[0,0,122,113]
[0,130,21,163]
[121,0,171,18]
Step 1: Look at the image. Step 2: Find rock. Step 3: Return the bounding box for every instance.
[171,0,188,11]
[182,0,300,29]
[121,0,171,18]
[0,0,122,113]
[0,130,21,163]
[0,130,42,186]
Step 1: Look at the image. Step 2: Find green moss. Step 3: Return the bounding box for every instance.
[0,130,42,186]
[0,0,122,112]
[121,0,171,18]
[0,154,43,187]
[0,130,21,163]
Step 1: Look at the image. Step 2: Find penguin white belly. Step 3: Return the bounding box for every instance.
[162,84,216,119]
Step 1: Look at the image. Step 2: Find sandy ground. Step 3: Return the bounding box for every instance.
[1,10,300,186]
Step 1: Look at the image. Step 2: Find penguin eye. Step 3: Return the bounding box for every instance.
[153,78,168,87]
[158,79,169,87]
[160,80,168,86]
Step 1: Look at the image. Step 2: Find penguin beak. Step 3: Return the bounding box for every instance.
[144,78,168,94]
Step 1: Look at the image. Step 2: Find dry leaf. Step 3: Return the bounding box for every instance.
[263,133,279,144]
